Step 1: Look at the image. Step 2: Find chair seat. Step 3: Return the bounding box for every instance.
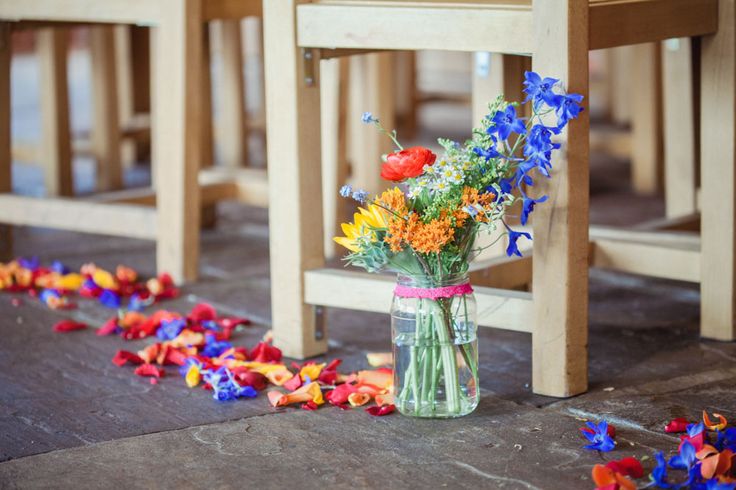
[297,0,717,53]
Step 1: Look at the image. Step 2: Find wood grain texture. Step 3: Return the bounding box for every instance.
[631,42,663,196]
[215,20,247,168]
[37,28,72,197]
[700,0,736,341]
[304,268,534,333]
[152,0,202,282]
[531,0,589,397]
[90,26,123,192]
[662,38,697,218]
[263,0,328,358]
[0,23,11,259]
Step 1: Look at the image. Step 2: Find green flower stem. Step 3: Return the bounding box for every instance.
[432,303,461,414]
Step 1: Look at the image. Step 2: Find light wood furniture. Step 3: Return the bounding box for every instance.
[263,0,728,397]
[0,0,266,282]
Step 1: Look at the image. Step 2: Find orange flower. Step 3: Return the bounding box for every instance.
[460,186,495,223]
[408,214,455,254]
[376,187,408,215]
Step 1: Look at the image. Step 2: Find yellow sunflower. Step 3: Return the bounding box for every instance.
[334,204,389,253]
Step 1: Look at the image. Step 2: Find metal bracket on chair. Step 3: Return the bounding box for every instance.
[313,305,325,341]
[302,48,316,87]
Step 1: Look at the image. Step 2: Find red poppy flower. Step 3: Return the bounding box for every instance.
[52,320,87,332]
[380,147,436,182]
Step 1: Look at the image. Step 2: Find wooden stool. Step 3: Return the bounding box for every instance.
[0,0,267,282]
[263,0,728,397]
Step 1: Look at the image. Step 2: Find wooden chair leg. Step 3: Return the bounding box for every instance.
[321,57,349,259]
[264,0,327,359]
[531,0,589,397]
[609,46,634,126]
[700,0,736,341]
[37,28,72,197]
[216,19,247,168]
[662,38,697,218]
[152,1,202,283]
[90,26,123,192]
[631,42,663,196]
[348,53,395,194]
[0,23,12,260]
[200,23,217,229]
[114,25,136,168]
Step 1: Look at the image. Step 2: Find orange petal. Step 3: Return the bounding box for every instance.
[348,392,371,407]
[356,369,393,390]
[696,444,720,461]
[702,454,720,480]
[266,369,294,386]
[374,393,395,407]
[268,391,287,407]
[716,450,734,476]
[614,473,636,490]
[703,411,728,431]
[592,464,617,487]
[366,352,393,367]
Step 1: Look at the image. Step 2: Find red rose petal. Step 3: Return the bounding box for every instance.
[365,404,395,416]
[605,457,643,479]
[283,373,303,392]
[134,363,164,378]
[249,342,282,363]
[112,350,145,367]
[96,317,119,336]
[189,302,217,322]
[301,401,319,411]
[52,320,87,333]
[665,417,690,433]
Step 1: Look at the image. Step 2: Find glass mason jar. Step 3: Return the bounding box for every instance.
[390,273,479,418]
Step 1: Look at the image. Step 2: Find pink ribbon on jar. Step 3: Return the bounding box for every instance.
[393,283,473,300]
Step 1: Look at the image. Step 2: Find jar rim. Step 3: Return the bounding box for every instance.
[396,272,470,288]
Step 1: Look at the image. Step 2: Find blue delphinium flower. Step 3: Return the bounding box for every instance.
[705,480,736,490]
[156,317,187,341]
[505,226,532,258]
[473,145,501,161]
[339,184,352,198]
[554,93,585,128]
[201,334,232,358]
[351,189,369,203]
[651,452,675,489]
[714,427,736,451]
[581,420,615,452]
[523,71,559,109]
[524,124,560,175]
[669,440,698,470]
[687,422,705,437]
[51,260,69,275]
[204,367,258,402]
[99,289,121,308]
[361,111,377,124]
[487,105,526,141]
[520,192,548,226]
[19,256,40,271]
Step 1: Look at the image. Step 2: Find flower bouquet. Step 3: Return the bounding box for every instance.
[335,72,583,418]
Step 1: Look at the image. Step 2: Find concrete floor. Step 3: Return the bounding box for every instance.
[2,49,735,489]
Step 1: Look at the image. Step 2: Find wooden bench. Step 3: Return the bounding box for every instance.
[262,0,729,397]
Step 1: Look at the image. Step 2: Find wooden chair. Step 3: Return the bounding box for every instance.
[0,0,269,283]
[263,0,730,397]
